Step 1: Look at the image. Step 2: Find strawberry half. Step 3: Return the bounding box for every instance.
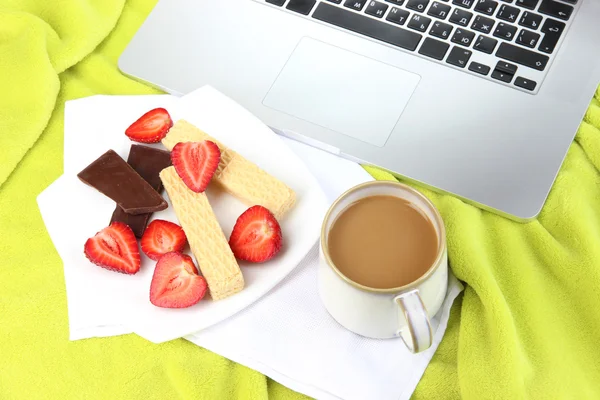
[125,108,173,143]
[84,222,141,274]
[141,219,187,261]
[229,205,282,263]
[150,252,208,308]
[171,141,221,193]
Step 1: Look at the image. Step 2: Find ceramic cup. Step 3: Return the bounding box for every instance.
[318,181,448,353]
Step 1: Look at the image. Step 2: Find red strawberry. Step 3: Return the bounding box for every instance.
[229,205,282,263]
[171,141,221,193]
[84,222,141,274]
[150,252,208,308]
[125,108,173,143]
[141,219,187,261]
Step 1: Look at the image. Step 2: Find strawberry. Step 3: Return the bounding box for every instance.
[150,252,208,308]
[229,205,282,263]
[84,222,141,274]
[171,141,221,193]
[125,108,173,143]
[141,219,187,261]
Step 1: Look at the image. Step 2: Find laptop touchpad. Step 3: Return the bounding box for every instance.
[263,38,420,147]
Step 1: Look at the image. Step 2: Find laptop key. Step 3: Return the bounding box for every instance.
[386,7,410,24]
[519,11,542,30]
[515,0,538,9]
[312,2,423,51]
[406,0,430,12]
[474,35,498,53]
[538,33,560,54]
[496,42,549,70]
[418,37,450,59]
[474,0,499,16]
[365,1,389,17]
[451,28,476,46]
[493,22,517,41]
[541,17,565,35]
[538,0,573,21]
[453,0,475,9]
[471,15,495,34]
[385,0,405,3]
[516,29,540,48]
[514,76,537,91]
[446,46,472,67]
[491,69,513,83]
[408,14,432,31]
[538,18,565,53]
[430,21,453,39]
[449,8,473,26]
[344,0,368,11]
[495,60,517,74]
[286,0,317,14]
[266,0,286,6]
[469,61,491,75]
[496,4,520,23]
[428,2,452,19]
[325,0,343,3]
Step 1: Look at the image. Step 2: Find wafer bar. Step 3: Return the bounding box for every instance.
[110,145,172,237]
[159,167,244,300]
[162,120,296,219]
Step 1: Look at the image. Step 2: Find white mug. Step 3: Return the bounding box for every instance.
[318,181,448,353]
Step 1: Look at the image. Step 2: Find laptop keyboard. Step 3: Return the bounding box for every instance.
[260,0,581,94]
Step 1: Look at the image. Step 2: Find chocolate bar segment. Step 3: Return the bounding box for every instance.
[78,149,168,215]
[110,145,172,237]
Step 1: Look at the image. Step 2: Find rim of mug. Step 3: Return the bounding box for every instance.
[320,181,447,294]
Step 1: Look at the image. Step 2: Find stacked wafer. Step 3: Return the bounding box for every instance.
[160,120,296,301]
[160,167,244,300]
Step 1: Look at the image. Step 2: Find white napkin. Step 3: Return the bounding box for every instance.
[40,88,329,343]
[40,91,463,400]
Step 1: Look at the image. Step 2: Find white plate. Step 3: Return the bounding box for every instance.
[38,87,328,343]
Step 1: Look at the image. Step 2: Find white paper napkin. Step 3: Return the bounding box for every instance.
[38,90,463,400]
[39,87,329,343]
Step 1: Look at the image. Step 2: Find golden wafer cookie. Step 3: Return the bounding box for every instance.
[160,167,244,300]
[163,120,296,219]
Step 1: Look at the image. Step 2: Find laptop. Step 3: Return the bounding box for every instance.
[119,0,600,220]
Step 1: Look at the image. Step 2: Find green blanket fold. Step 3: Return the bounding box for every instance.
[1,0,599,399]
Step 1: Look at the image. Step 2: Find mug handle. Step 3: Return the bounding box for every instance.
[395,290,433,354]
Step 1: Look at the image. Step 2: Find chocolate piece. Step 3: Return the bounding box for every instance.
[78,149,168,215]
[110,145,172,237]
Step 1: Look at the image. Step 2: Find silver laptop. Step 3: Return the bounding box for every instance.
[119,0,600,220]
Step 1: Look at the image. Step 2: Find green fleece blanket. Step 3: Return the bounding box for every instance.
[2,0,600,398]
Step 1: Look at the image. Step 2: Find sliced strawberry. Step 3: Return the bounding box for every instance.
[150,252,208,308]
[125,108,173,143]
[84,222,141,274]
[141,219,187,261]
[229,205,282,263]
[171,141,221,193]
